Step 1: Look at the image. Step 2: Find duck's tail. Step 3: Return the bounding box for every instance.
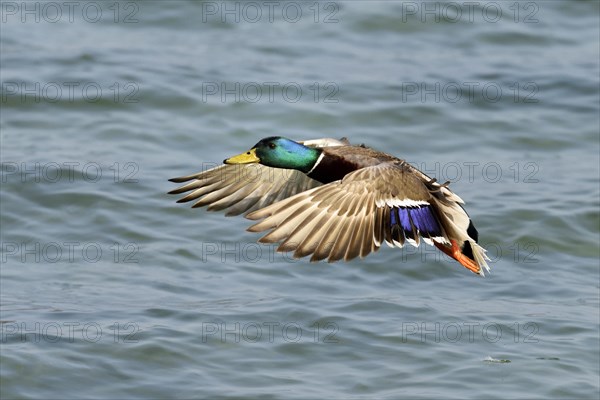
[427,183,490,276]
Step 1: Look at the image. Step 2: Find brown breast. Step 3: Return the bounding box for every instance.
[307,145,400,184]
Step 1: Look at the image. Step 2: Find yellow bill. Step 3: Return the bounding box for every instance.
[224,148,260,164]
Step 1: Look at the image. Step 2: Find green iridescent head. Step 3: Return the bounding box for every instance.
[224,137,321,173]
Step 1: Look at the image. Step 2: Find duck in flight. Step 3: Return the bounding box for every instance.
[169,137,490,275]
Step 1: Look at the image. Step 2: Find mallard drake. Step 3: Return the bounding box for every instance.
[169,137,490,275]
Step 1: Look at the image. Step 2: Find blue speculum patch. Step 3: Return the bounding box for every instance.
[391,205,442,238]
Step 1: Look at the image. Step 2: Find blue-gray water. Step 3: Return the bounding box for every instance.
[1,1,599,399]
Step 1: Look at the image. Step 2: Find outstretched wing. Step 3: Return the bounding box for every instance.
[245,163,446,259]
[168,138,348,216]
[246,162,489,275]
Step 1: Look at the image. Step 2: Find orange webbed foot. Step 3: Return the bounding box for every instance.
[434,240,481,275]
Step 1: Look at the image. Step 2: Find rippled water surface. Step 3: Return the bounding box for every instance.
[1,1,599,399]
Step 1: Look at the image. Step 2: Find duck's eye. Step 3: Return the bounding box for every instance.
[268,143,276,149]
